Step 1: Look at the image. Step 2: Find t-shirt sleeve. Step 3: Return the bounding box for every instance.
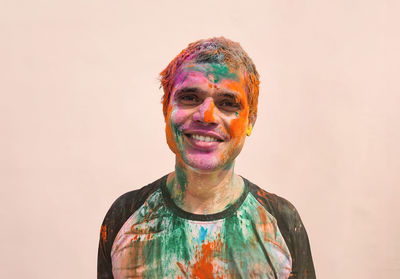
[98,221,113,278]
[274,196,316,279]
[247,181,316,278]
[97,194,130,279]
[97,178,163,279]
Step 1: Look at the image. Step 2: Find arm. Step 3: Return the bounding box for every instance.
[272,196,316,279]
[97,178,163,278]
[246,180,316,278]
[97,192,136,279]
[98,224,114,279]
[97,200,123,279]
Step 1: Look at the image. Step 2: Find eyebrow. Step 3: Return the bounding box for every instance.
[174,87,241,100]
[218,92,239,99]
[174,87,207,96]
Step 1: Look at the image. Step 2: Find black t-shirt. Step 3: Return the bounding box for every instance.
[98,175,316,278]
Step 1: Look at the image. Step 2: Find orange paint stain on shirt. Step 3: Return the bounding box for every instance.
[100,225,107,242]
[256,205,268,225]
[146,234,153,240]
[257,189,270,200]
[191,239,224,279]
[177,262,188,277]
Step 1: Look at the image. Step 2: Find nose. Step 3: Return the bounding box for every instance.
[193,97,217,124]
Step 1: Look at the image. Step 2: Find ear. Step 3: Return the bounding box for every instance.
[247,114,257,136]
[248,114,257,128]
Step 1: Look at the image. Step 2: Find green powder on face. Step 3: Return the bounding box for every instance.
[208,63,238,83]
[186,63,239,83]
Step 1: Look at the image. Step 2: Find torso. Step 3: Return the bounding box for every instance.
[111,177,292,279]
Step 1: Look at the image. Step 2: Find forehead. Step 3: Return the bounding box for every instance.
[173,63,244,87]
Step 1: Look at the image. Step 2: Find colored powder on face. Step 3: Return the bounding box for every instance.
[228,110,248,139]
[165,105,177,148]
[226,78,249,139]
[208,63,238,83]
[173,71,190,90]
[203,101,215,123]
[219,152,225,164]
[165,105,187,165]
[186,63,238,83]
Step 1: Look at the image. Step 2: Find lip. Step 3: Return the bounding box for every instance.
[182,130,226,151]
[183,130,226,141]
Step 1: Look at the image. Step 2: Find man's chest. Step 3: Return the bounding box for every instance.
[110,202,292,279]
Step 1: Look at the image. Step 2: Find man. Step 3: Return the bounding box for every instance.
[98,37,315,279]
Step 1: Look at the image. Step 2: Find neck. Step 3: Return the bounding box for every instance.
[166,159,244,215]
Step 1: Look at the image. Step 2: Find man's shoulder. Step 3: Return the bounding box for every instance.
[243,177,316,278]
[100,175,167,245]
[244,177,300,224]
[98,175,168,278]
[105,175,166,219]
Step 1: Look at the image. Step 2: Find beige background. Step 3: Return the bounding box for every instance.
[1,0,399,278]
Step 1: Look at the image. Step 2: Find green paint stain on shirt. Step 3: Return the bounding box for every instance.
[111,184,293,278]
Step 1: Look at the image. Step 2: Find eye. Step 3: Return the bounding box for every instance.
[217,99,241,112]
[177,93,202,106]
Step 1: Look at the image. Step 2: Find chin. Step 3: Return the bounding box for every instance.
[184,154,224,172]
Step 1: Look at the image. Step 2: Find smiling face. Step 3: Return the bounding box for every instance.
[165,62,253,172]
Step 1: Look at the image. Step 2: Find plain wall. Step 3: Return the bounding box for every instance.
[1,0,399,278]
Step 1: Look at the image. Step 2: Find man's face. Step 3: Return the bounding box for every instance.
[165,62,252,171]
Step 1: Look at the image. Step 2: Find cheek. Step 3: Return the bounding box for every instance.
[220,79,249,139]
[165,105,190,142]
[165,106,177,151]
[228,110,248,139]
[171,106,189,125]
[228,94,249,139]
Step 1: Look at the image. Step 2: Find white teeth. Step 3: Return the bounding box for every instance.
[191,134,219,142]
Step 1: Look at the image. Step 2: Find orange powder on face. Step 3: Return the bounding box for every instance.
[219,152,225,162]
[204,102,215,123]
[165,106,177,151]
[221,76,249,139]
[229,109,248,139]
[165,105,185,163]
